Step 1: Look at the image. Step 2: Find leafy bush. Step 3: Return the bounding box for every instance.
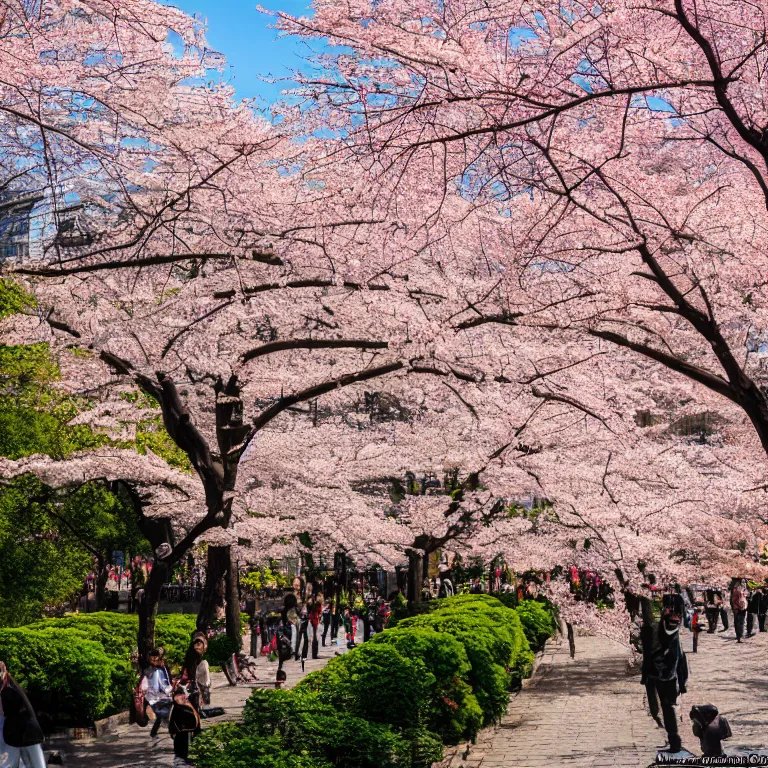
[368,627,483,744]
[1,613,211,726]
[515,600,557,651]
[192,687,434,768]
[397,596,534,723]
[0,627,116,727]
[296,643,433,730]
[207,633,242,668]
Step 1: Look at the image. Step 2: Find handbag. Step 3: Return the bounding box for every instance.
[131,687,149,728]
[168,689,200,735]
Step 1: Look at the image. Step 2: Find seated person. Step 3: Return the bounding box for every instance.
[140,647,173,737]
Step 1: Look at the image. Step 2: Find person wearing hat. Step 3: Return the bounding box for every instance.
[0,661,46,768]
[641,595,689,753]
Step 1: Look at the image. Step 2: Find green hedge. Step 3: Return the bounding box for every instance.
[397,596,534,723]
[0,613,207,726]
[368,627,483,744]
[515,599,557,651]
[0,627,119,727]
[192,594,550,768]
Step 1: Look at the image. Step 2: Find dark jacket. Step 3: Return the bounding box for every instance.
[748,591,761,613]
[641,622,689,693]
[1,675,44,747]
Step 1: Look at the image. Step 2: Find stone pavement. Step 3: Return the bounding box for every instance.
[439,623,768,768]
[54,635,350,768]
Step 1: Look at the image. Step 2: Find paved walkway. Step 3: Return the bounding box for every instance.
[55,636,350,768]
[440,624,768,768]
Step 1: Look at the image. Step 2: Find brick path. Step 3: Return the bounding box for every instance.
[439,622,768,768]
[55,634,350,768]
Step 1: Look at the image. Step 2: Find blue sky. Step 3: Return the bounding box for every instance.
[174,0,318,105]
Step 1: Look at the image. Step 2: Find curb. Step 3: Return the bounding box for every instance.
[521,634,558,690]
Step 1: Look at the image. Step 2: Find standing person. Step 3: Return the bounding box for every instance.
[759,587,768,633]
[730,579,748,643]
[281,593,300,661]
[301,594,322,664]
[169,631,207,759]
[139,647,173,738]
[691,609,703,653]
[0,661,46,768]
[641,597,688,754]
[716,590,729,632]
[705,589,719,633]
[747,587,761,637]
[321,599,332,647]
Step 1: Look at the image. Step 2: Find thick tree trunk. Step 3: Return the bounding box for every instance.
[197,545,228,631]
[138,561,168,668]
[225,546,242,650]
[407,550,423,605]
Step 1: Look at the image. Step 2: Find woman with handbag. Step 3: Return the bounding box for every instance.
[169,632,207,759]
[0,661,46,768]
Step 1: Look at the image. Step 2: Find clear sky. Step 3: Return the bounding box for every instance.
[174,0,318,105]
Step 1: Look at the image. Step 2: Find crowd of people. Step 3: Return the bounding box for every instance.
[639,578,768,758]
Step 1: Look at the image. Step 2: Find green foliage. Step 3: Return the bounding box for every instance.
[515,600,557,651]
[0,343,112,460]
[0,627,118,727]
[369,628,483,744]
[0,476,92,626]
[0,477,150,626]
[0,278,35,320]
[133,414,192,472]
[191,724,331,768]
[397,595,534,724]
[194,687,432,768]
[206,633,242,668]
[296,643,433,730]
[0,613,206,727]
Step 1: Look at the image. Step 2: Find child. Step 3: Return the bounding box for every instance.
[690,705,731,757]
[343,608,357,649]
[691,608,703,653]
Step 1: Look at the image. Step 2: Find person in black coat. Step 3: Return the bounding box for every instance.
[758,587,768,633]
[0,661,46,768]
[747,588,761,637]
[641,599,689,754]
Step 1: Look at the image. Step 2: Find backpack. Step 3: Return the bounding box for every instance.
[277,632,293,663]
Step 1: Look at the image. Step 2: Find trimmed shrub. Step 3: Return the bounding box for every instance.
[2,612,210,726]
[192,687,433,768]
[368,627,483,744]
[296,643,433,730]
[516,600,557,651]
[397,596,534,723]
[0,627,115,727]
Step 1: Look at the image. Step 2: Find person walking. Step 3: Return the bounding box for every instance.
[281,593,300,660]
[0,661,46,768]
[747,587,761,637]
[730,579,748,643]
[691,608,703,653]
[641,596,688,754]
